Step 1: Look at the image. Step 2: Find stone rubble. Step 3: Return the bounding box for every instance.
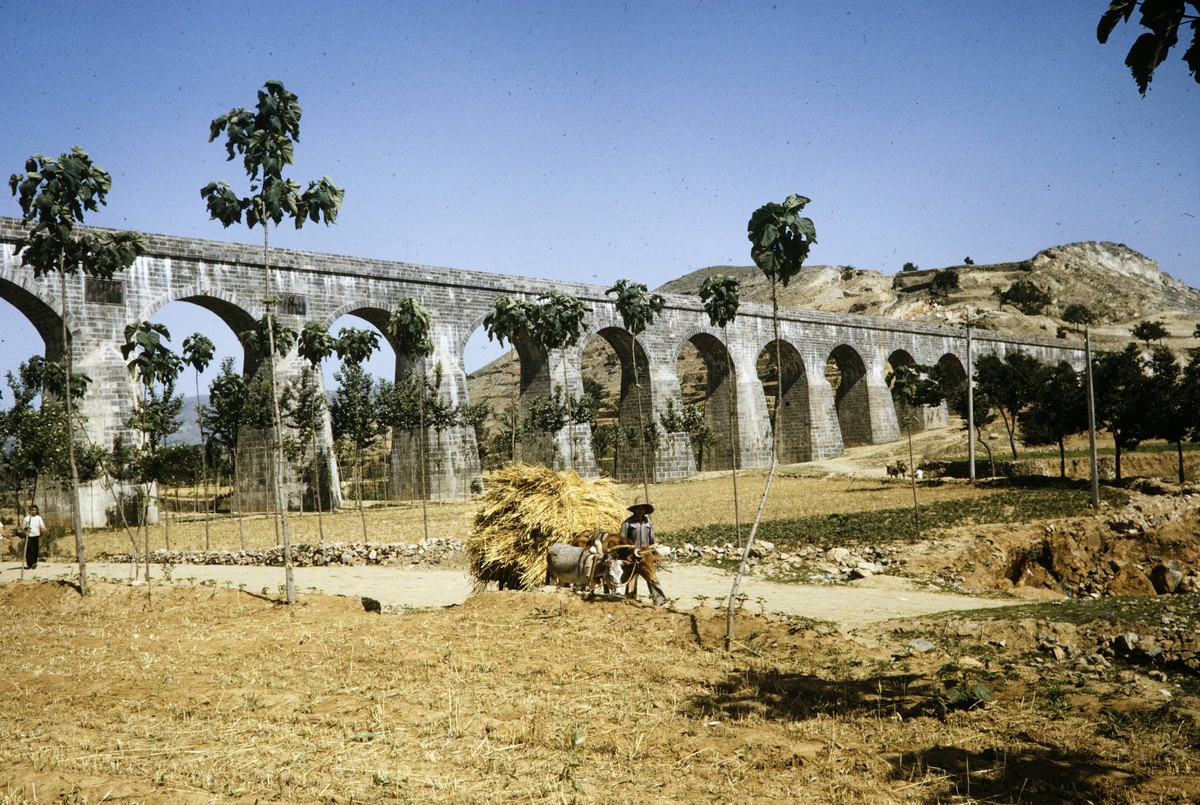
[102,538,466,568]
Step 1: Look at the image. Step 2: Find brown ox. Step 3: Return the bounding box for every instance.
[572,529,667,603]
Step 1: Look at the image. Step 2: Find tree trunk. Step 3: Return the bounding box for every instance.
[999,408,1018,459]
[631,333,650,501]
[1177,440,1185,484]
[357,446,368,543]
[59,265,88,595]
[418,364,430,542]
[1058,436,1067,479]
[726,459,776,651]
[262,224,295,604]
[907,425,920,538]
[725,326,742,550]
[312,428,326,540]
[196,370,211,551]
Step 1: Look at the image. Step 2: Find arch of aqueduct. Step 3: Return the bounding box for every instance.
[0,217,1085,527]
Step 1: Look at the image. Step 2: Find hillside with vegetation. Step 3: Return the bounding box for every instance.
[658,241,1200,349]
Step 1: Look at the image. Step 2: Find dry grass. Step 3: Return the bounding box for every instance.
[2,581,1195,803]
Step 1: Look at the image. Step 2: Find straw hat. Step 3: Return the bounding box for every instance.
[627,496,654,514]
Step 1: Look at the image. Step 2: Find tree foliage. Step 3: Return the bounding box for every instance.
[1132,319,1169,344]
[747,194,817,288]
[8,146,147,595]
[201,81,344,230]
[931,269,960,298]
[973,351,1042,459]
[699,275,741,328]
[1022,362,1088,477]
[997,279,1051,315]
[1062,303,1096,326]
[1092,343,1151,481]
[1098,0,1200,94]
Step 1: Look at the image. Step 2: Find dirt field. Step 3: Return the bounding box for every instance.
[2,439,1199,803]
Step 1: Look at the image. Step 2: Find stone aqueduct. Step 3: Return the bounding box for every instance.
[0,218,1086,527]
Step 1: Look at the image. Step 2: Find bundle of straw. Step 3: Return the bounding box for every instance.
[467,463,625,591]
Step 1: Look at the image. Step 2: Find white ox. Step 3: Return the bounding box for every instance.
[545,536,623,592]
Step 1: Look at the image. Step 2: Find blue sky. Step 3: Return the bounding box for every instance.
[1,1,1197,390]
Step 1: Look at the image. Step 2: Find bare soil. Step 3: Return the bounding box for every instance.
[3,440,1199,803]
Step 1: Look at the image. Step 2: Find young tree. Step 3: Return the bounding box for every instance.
[973,351,1042,459]
[122,321,184,581]
[931,268,960,298]
[1143,345,1190,483]
[201,358,248,547]
[203,80,344,605]
[295,321,336,537]
[182,334,215,549]
[902,261,919,272]
[886,363,944,537]
[936,367,999,478]
[335,326,379,538]
[532,290,589,469]
[606,279,665,501]
[1092,343,1150,482]
[698,274,742,547]
[1022,362,1087,477]
[8,147,147,595]
[482,295,537,464]
[329,362,380,542]
[733,193,817,649]
[388,298,434,539]
[1132,319,1170,345]
[997,280,1051,315]
[1062,303,1096,327]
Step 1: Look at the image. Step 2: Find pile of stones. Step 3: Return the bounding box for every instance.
[670,540,905,583]
[103,537,466,568]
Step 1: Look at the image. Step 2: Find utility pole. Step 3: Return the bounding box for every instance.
[1084,326,1100,507]
[965,314,975,484]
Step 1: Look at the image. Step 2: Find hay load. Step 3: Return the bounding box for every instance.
[467,463,625,591]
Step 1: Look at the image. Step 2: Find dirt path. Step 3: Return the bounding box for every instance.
[2,559,1018,628]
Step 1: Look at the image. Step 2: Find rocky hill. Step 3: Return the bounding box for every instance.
[658,241,1200,349]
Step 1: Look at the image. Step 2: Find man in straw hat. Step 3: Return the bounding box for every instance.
[620,497,667,603]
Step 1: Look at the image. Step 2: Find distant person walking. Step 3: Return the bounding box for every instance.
[20,505,46,570]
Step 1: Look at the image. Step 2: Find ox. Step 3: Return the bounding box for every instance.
[572,529,667,604]
[545,536,610,592]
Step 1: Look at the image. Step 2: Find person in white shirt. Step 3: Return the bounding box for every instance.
[21,505,46,570]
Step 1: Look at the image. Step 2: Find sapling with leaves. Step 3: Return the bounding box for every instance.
[699,274,742,547]
[295,321,336,538]
[886,363,944,537]
[122,321,184,581]
[423,363,460,502]
[1022,362,1087,478]
[332,327,379,541]
[606,279,665,500]
[9,146,147,595]
[388,298,435,540]
[203,80,344,605]
[483,295,537,463]
[532,290,589,470]
[729,194,816,650]
[329,361,381,542]
[182,333,215,549]
[201,358,248,547]
[239,316,297,548]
